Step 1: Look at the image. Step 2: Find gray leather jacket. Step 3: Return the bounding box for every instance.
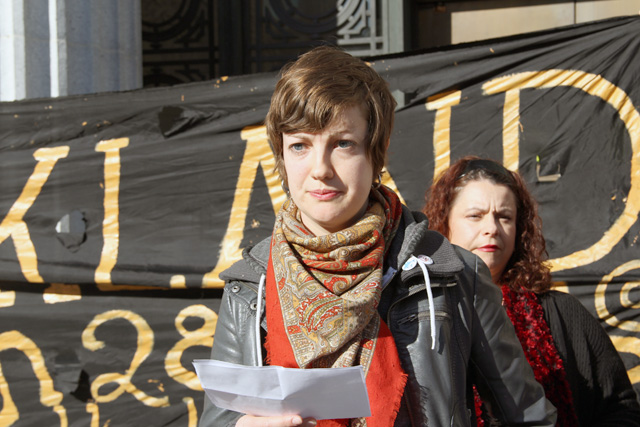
[199,207,557,426]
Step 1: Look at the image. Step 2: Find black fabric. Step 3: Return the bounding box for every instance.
[541,291,640,426]
[0,16,638,425]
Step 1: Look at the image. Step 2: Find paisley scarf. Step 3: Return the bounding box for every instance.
[265,185,407,427]
[474,286,578,427]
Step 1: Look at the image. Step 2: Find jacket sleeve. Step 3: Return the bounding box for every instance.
[542,291,640,427]
[462,251,558,426]
[198,282,261,427]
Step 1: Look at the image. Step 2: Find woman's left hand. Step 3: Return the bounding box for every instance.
[236,414,317,427]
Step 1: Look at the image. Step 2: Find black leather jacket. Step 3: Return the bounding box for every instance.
[199,207,557,426]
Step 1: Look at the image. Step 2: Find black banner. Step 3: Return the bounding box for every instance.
[0,16,638,425]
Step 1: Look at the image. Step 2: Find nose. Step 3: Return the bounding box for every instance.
[310,148,334,181]
[482,215,499,236]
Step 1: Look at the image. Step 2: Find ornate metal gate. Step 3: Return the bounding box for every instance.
[142,0,396,87]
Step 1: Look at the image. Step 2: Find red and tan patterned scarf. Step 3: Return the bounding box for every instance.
[265,185,407,427]
[474,286,578,427]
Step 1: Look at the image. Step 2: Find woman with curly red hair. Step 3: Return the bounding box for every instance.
[424,155,640,426]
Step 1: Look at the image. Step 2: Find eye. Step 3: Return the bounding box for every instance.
[286,142,307,154]
[336,139,354,149]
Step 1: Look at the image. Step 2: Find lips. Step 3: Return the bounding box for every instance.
[309,189,341,200]
[477,244,499,252]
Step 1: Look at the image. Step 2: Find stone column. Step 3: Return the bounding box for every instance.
[0,0,142,102]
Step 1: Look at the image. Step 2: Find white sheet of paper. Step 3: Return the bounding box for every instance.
[193,359,371,420]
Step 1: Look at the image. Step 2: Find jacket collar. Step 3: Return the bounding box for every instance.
[388,206,464,279]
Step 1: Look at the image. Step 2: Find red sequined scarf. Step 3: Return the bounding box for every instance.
[474,286,578,426]
[265,185,407,427]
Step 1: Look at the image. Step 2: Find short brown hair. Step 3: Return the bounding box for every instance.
[265,46,396,184]
[423,156,551,293]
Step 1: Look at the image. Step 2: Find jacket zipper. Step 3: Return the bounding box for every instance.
[397,310,450,325]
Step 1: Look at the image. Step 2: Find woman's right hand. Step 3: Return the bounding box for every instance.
[236,415,317,427]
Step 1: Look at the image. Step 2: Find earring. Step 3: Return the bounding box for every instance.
[281,178,290,196]
[372,172,383,189]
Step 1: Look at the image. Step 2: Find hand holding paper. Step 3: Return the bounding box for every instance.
[193,359,371,420]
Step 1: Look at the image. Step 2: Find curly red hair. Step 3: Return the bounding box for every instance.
[423,156,551,293]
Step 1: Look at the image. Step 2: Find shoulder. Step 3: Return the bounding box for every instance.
[394,208,464,277]
[538,290,596,321]
[219,236,270,285]
[216,237,270,316]
[538,290,613,349]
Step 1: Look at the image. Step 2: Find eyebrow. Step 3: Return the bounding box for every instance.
[286,129,363,140]
[460,204,514,213]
